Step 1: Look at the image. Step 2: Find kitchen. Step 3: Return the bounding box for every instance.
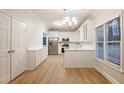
[47,10,95,68]
[0,9,124,84]
[48,19,95,67]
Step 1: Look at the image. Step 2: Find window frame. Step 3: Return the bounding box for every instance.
[96,25,104,60]
[95,16,122,71]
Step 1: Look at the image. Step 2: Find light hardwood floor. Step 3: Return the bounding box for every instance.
[9,55,111,84]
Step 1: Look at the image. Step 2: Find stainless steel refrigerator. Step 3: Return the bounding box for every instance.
[48,37,58,55]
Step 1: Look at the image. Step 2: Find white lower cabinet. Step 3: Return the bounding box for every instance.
[27,48,48,70]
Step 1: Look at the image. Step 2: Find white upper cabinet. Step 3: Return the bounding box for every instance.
[48,31,58,38]
[79,19,93,42]
[48,31,80,42]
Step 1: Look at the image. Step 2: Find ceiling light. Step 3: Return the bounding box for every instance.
[62,20,66,25]
[57,23,62,26]
[72,17,76,21]
[62,16,78,27]
[54,22,62,26]
[54,16,78,27]
[65,17,70,21]
[68,21,72,26]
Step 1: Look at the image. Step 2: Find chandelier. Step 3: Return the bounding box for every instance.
[54,9,78,27]
[54,16,78,27]
[62,16,77,27]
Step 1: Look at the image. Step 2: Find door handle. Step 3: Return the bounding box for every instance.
[8,50,11,53]
[8,50,15,53]
[11,50,15,53]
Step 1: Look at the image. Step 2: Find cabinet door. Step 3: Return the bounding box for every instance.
[84,20,93,41]
[35,51,39,66]
[80,20,93,42]
[11,19,26,80]
[80,29,83,42]
[87,21,93,41]
[83,24,87,41]
[0,13,11,83]
[77,31,80,42]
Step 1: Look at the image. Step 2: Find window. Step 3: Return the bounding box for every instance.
[96,25,104,60]
[105,18,120,65]
[43,32,47,47]
[96,17,121,66]
[105,42,120,65]
[105,18,120,41]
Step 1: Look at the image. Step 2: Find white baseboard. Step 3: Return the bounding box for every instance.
[64,66,93,68]
[94,66,119,84]
[0,75,10,84]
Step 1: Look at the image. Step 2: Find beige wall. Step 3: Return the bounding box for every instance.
[91,10,124,83]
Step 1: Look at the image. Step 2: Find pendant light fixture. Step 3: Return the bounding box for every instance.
[54,9,78,27]
[62,9,78,27]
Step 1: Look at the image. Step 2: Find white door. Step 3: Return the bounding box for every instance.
[0,13,11,83]
[11,19,26,80]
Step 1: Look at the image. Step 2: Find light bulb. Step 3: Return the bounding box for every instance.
[74,20,77,25]
[68,21,72,26]
[72,17,76,21]
[62,20,66,25]
[65,17,70,21]
[54,22,62,26]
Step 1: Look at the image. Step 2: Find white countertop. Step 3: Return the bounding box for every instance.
[64,47,95,51]
[27,47,47,51]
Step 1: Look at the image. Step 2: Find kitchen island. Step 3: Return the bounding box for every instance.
[64,47,95,67]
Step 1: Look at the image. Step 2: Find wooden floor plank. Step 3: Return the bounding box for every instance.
[9,55,111,84]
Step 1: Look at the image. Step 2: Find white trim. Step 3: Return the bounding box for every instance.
[104,59,120,68]
[120,11,123,72]
[103,24,106,61]
[94,66,119,84]
[96,16,122,72]
[106,41,120,43]
[64,66,93,68]
[96,58,121,72]
[0,75,10,84]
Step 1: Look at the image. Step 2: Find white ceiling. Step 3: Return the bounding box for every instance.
[33,9,92,31]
